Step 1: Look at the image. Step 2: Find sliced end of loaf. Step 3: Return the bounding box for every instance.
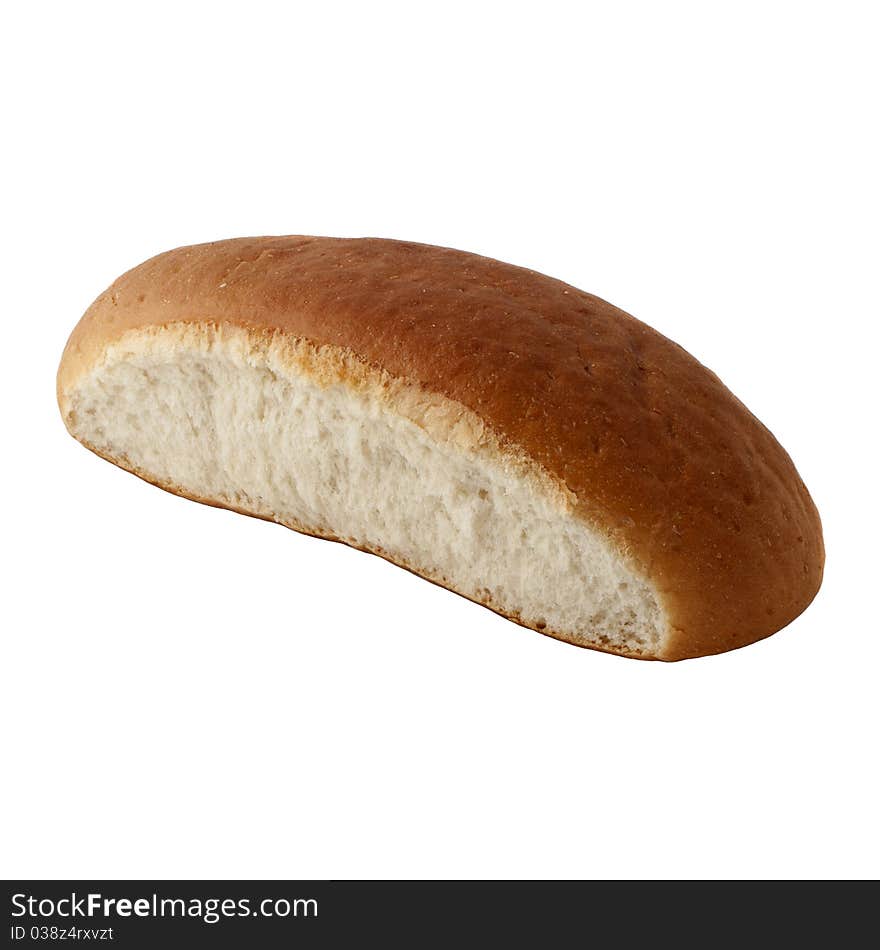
[59,323,670,658]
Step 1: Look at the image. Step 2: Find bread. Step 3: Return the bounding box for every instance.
[57,236,823,660]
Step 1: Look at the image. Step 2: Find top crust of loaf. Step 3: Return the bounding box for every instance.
[58,236,824,659]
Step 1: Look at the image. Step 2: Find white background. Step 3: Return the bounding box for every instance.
[3,1,877,880]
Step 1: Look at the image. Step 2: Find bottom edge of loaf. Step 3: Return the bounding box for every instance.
[73,436,667,661]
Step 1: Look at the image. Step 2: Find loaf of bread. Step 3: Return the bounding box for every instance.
[57,236,823,659]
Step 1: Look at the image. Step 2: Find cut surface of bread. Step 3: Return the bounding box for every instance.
[58,236,824,660]
[64,325,663,656]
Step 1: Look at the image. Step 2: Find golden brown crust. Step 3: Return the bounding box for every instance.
[58,236,824,659]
